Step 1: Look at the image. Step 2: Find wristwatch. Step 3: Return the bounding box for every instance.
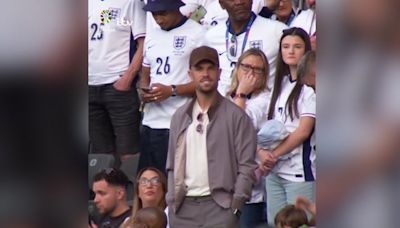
[232,208,241,218]
[235,93,248,99]
[171,84,177,97]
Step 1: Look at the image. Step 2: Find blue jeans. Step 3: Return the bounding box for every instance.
[265,173,315,227]
[137,125,169,175]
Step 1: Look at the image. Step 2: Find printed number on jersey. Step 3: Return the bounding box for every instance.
[156,57,171,75]
[90,23,103,40]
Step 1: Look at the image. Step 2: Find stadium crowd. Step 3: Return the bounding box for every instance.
[88,0,317,227]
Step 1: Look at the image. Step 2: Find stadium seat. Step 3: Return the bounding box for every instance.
[88,153,115,189]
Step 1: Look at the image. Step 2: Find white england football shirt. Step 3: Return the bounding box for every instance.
[271,75,316,182]
[290,8,316,36]
[202,0,266,29]
[142,18,205,129]
[88,0,146,85]
[203,14,287,95]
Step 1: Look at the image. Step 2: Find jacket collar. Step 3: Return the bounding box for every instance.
[184,93,224,121]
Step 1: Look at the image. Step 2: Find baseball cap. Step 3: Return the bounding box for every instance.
[143,0,185,12]
[189,46,219,67]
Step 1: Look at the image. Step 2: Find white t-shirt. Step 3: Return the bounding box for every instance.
[142,19,205,129]
[290,8,316,36]
[185,101,211,196]
[271,76,316,182]
[88,0,146,85]
[202,0,265,30]
[204,14,287,95]
[228,90,270,131]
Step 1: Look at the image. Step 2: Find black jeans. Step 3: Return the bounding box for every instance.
[89,83,140,157]
[137,125,169,175]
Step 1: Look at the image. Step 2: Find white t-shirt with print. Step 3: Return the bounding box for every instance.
[290,8,316,36]
[142,19,205,129]
[202,0,266,29]
[88,0,146,85]
[271,76,316,182]
[203,15,287,95]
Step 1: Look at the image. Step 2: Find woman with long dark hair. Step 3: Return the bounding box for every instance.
[260,27,315,226]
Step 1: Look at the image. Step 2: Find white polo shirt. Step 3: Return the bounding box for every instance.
[142,18,205,129]
[271,75,316,182]
[88,0,146,85]
[203,14,287,95]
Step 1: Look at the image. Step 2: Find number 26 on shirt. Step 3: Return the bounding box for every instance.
[156,56,171,75]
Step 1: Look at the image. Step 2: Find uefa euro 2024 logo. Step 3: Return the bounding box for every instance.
[100,10,112,24]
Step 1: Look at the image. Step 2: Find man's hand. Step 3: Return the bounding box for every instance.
[140,87,156,103]
[113,72,133,91]
[139,83,173,103]
[149,83,174,102]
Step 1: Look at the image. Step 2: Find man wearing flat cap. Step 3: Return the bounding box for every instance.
[138,0,205,175]
[166,46,258,227]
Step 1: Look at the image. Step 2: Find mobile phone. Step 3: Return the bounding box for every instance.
[140,87,152,93]
[190,5,207,23]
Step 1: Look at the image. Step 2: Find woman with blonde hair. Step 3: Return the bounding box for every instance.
[227,48,271,130]
[226,48,271,227]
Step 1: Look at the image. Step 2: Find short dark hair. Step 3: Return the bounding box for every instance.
[93,168,129,188]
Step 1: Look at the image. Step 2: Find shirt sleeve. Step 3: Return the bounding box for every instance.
[245,91,270,130]
[142,38,150,67]
[300,86,316,118]
[123,0,146,40]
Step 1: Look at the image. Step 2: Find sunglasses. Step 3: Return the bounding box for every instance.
[196,112,205,134]
[229,35,238,58]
